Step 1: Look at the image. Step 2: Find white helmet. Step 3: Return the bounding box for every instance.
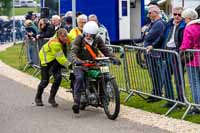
[83,21,99,35]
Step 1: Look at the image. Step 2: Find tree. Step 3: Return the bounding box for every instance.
[0,0,12,16]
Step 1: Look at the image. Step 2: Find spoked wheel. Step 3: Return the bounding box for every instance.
[102,79,120,120]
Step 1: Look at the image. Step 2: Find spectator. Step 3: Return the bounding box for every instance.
[61,11,73,32]
[65,11,72,17]
[64,16,73,32]
[36,18,56,49]
[76,12,83,18]
[180,9,200,114]
[161,7,186,107]
[24,19,39,65]
[68,14,87,42]
[139,2,168,44]
[31,13,38,27]
[144,1,168,25]
[144,5,166,102]
[195,5,200,19]
[25,11,33,20]
[16,19,25,41]
[51,15,62,31]
[89,14,111,45]
[37,18,55,39]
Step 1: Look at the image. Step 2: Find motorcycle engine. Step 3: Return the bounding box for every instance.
[86,83,99,106]
[88,93,98,106]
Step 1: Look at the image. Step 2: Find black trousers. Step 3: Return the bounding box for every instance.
[36,60,62,99]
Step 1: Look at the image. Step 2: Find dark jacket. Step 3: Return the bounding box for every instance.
[70,35,114,64]
[163,18,186,50]
[25,23,38,38]
[38,23,55,39]
[144,19,166,48]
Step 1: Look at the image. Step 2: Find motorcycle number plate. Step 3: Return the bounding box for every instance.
[100,66,109,73]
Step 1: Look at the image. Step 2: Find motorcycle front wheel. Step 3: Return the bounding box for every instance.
[102,78,120,120]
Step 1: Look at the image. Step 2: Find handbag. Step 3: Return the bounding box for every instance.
[180,51,194,65]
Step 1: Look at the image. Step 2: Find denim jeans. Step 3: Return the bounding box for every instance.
[73,68,86,105]
[162,54,184,102]
[187,66,200,104]
[146,54,163,96]
[26,39,39,65]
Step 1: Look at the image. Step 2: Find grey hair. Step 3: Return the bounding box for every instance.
[148,5,161,14]
[77,14,87,23]
[65,11,72,17]
[173,6,184,13]
[182,8,198,20]
[52,15,61,20]
[88,14,98,20]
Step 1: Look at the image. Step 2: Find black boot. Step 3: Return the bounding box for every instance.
[48,97,58,107]
[48,88,59,107]
[72,103,80,114]
[35,80,49,106]
[35,88,44,106]
[72,96,80,114]
[35,98,44,106]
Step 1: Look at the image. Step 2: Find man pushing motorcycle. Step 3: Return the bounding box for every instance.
[70,21,121,114]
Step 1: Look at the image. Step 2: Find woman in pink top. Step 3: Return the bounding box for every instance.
[180,8,200,114]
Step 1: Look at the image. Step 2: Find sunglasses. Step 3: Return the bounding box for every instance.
[173,13,181,17]
[80,21,87,24]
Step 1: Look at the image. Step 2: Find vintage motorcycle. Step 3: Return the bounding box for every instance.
[69,57,120,120]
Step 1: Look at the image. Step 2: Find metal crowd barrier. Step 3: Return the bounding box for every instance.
[107,45,129,93]
[180,49,200,119]
[23,37,40,73]
[121,45,189,119]
[23,38,50,76]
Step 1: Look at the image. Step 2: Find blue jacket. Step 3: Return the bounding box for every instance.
[144,19,166,48]
[162,18,186,50]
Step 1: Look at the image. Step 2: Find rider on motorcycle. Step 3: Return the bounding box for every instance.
[70,21,121,114]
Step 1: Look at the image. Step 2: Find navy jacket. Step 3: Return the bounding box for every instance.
[162,18,186,50]
[144,19,166,48]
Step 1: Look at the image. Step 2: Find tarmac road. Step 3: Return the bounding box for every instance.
[0,75,170,133]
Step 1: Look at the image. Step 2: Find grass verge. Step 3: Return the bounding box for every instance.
[14,7,39,16]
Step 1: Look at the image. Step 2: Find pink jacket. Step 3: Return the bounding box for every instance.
[180,19,200,67]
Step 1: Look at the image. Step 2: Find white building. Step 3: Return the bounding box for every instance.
[14,0,37,7]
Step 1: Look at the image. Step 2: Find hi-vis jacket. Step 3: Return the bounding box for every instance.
[68,27,82,41]
[39,38,69,67]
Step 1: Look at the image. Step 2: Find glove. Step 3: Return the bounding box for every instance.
[112,58,121,65]
[74,60,85,66]
[68,63,73,70]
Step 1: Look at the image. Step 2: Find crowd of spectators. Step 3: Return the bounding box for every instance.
[0,18,25,44]
[22,10,111,65]
[141,2,200,114]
